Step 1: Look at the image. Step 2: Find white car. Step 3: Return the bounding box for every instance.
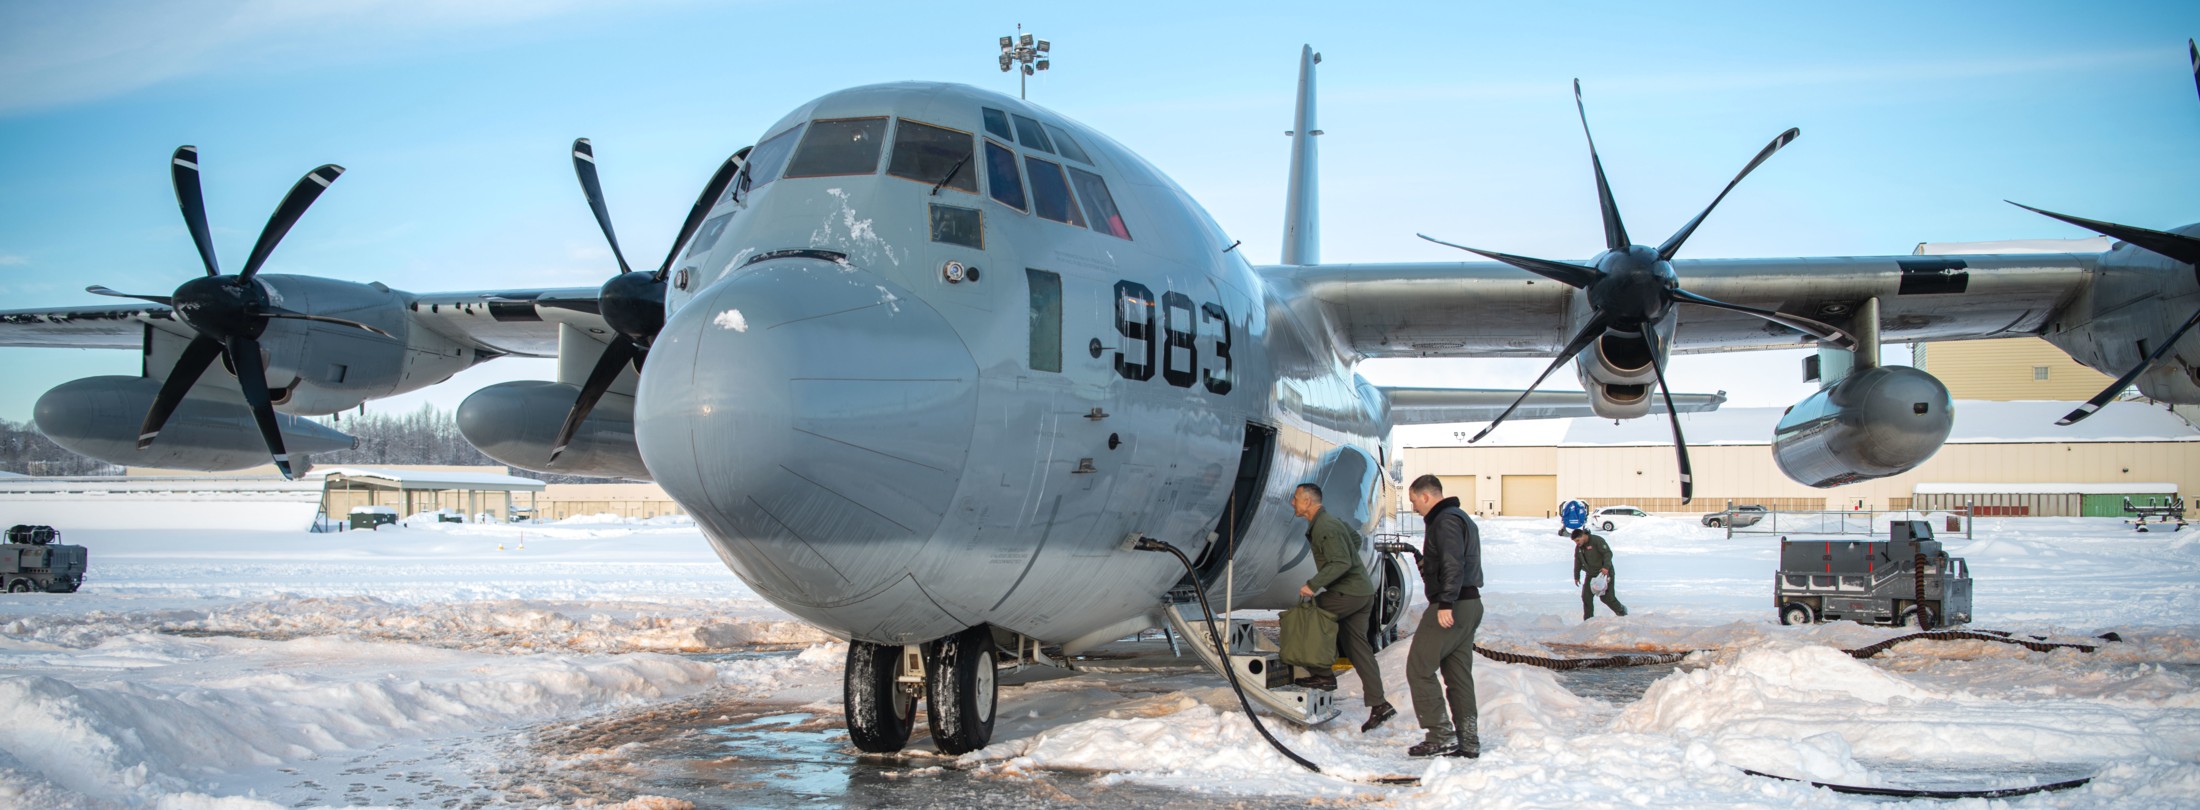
[1590,506,1649,531]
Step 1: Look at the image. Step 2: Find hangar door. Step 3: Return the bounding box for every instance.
[1500,475,1557,517]
[1437,475,1477,515]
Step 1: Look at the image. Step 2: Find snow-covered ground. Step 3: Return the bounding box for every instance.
[2,514,2197,808]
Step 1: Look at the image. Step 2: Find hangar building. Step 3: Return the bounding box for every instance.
[1400,400,2199,518]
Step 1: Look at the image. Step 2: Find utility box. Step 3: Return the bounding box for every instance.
[349,506,399,530]
[1,524,87,593]
[1774,520,1972,628]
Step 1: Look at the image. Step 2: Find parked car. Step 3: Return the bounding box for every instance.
[1590,506,1648,531]
[1702,504,1769,529]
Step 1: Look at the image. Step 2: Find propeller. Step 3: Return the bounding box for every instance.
[2009,40,2200,426]
[549,140,749,461]
[95,146,386,479]
[1420,80,1856,503]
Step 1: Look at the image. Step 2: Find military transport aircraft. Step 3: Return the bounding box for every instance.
[3,44,2196,754]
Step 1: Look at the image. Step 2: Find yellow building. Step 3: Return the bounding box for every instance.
[1913,338,2114,402]
[1403,400,2200,517]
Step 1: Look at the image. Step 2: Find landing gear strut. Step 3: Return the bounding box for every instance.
[844,640,917,753]
[925,624,998,755]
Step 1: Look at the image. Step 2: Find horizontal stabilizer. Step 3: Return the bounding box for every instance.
[1383,387,1726,425]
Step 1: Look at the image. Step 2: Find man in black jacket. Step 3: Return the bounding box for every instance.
[1404,474,1483,758]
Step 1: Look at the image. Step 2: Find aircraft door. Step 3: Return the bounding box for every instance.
[1190,422,1277,588]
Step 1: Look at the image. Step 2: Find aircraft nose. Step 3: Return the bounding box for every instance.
[635,257,978,611]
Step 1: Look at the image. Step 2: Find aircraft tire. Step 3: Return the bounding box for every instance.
[843,640,916,753]
[925,624,997,755]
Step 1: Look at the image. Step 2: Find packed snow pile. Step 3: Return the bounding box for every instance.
[0,516,2196,807]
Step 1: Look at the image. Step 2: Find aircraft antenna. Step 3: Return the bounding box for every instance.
[997,23,1051,99]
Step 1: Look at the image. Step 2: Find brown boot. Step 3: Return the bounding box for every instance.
[1360,703,1396,733]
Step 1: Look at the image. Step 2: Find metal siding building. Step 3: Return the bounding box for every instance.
[1402,400,2200,517]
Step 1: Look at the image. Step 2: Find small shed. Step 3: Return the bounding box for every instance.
[1912,482,2178,517]
[309,466,546,524]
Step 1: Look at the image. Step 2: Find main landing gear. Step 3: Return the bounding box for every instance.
[844,624,999,755]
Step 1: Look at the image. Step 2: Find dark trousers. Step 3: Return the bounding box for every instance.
[1407,598,1481,745]
[1313,590,1385,706]
[1581,576,1628,619]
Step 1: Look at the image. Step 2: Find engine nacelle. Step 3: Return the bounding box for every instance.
[1772,366,1954,488]
[1576,330,1661,420]
[456,381,649,480]
[34,376,355,471]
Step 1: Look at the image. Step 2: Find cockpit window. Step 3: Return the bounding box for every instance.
[684,212,735,259]
[784,117,888,178]
[1025,156,1086,228]
[1045,124,1093,164]
[1010,114,1055,153]
[981,108,1014,142]
[886,119,977,194]
[983,140,1027,211]
[1067,167,1130,240]
[724,125,803,202]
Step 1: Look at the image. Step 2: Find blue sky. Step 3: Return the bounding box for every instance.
[3,0,2197,424]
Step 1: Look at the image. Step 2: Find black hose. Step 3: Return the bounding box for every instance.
[1740,768,2091,799]
[1134,538,1323,775]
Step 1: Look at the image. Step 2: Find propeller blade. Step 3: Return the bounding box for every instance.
[262,308,394,338]
[1572,80,1630,252]
[1470,313,1612,442]
[1642,321,1693,504]
[549,336,640,462]
[86,285,173,306]
[1658,128,1801,262]
[136,334,224,450]
[2058,307,2200,425]
[572,138,634,276]
[1418,234,1601,288]
[2005,202,2200,267]
[657,146,751,278]
[2190,38,2197,104]
[170,145,221,277]
[226,335,293,479]
[238,164,345,283]
[1669,288,1856,349]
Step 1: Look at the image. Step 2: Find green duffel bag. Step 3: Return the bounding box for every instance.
[1278,601,1339,670]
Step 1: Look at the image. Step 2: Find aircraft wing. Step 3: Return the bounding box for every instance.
[0,303,181,348]
[1384,387,1725,425]
[1268,252,2099,358]
[0,288,604,358]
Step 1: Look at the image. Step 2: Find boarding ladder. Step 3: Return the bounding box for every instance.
[1159,596,1340,727]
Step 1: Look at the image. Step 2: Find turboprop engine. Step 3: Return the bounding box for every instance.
[35,376,355,471]
[1771,366,1954,488]
[1575,329,1662,419]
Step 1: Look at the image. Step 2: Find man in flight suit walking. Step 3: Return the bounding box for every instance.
[1405,475,1483,758]
[1571,527,1629,619]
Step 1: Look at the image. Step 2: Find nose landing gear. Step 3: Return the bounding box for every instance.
[842,625,1000,755]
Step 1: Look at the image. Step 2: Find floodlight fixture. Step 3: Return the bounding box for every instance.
[995,23,1054,99]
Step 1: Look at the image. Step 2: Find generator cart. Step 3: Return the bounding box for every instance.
[1775,520,1970,628]
[2,524,87,593]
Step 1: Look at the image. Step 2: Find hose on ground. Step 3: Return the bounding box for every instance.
[1740,768,2091,799]
[1133,538,1323,775]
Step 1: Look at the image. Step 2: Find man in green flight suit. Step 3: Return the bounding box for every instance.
[1571,527,1629,620]
[1290,483,1396,733]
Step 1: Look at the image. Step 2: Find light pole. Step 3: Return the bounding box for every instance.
[997,24,1049,100]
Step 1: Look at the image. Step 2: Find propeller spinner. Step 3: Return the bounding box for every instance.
[86,146,387,479]
[548,140,749,462]
[1419,81,1856,503]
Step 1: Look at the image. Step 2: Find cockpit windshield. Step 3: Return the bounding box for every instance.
[887,119,977,194]
[785,117,888,178]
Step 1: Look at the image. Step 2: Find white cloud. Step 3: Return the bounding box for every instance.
[0,255,27,266]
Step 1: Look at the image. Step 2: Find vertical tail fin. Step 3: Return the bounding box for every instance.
[1280,46,1321,266]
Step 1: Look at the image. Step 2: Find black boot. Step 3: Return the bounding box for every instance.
[1361,703,1396,733]
[1450,717,1479,758]
[1408,738,1457,758]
